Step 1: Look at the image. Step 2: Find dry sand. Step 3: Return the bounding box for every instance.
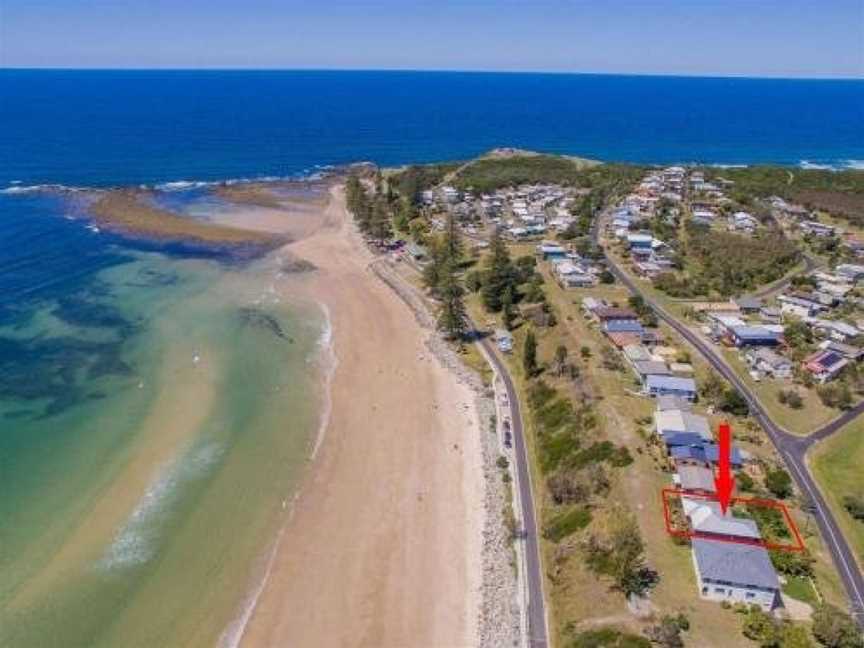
[235,186,487,647]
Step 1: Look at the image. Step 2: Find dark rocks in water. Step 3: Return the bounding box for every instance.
[279,258,317,274]
[238,307,290,341]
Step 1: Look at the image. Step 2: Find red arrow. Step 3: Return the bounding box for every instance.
[715,421,735,515]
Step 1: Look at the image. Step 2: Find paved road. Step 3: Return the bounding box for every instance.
[592,217,864,624]
[476,333,549,648]
[748,254,820,300]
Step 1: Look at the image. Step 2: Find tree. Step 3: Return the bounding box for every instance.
[481,229,516,312]
[502,287,516,331]
[811,604,863,648]
[422,238,445,295]
[554,344,569,377]
[346,174,372,232]
[436,260,468,344]
[719,387,750,416]
[741,605,781,647]
[442,212,464,265]
[765,467,793,499]
[369,195,393,244]
[523,328,538,377]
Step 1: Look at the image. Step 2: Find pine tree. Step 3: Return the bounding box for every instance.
[481,229,516,312]
[437,260,468,344]
[523,328,538,377]
[501,286,516,331]
[369,196,392,244]
[442,212,464,266]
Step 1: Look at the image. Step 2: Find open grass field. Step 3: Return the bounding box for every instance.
[810,420,864,571]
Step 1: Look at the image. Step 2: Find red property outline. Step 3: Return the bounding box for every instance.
[661,488,806,552]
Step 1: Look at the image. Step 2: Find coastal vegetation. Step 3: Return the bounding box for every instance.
[704,165,864,225]
[654,223,800,298]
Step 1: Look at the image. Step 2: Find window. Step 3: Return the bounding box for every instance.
[714,588,725,595]
[746,593,755,599]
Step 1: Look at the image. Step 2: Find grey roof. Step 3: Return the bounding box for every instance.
[734,296,763,310]
[678,464,716,492]
[656,395,692,412]
[633,360,671,377]
[692,538,780,591]
[646,375,697,393]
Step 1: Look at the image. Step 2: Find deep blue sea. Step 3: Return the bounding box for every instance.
[2,70,863,189]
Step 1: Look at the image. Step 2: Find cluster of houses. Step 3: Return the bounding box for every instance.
[423,183,585,240]
[693,266,864,385]
[770,196,864,259]
[536,241,604,289]
[581,298,699,400]
[654,397,782,610]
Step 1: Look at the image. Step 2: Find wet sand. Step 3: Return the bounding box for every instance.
[234,187,485,647]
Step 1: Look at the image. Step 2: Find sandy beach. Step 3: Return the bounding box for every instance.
[232,185,489,647]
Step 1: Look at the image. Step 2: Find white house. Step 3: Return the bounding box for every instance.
[691,539,781,611]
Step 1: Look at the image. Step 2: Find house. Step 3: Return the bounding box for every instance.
[678,464,717,495]
[604,320,645,335]
[778,295,824,319]
[689,505,762,543]
[553,261,596,288]
[759,306,782,324]
[670,444,710,466]
[745,348,793,379]
[536,241,567,261]
[691,539,781,611]
[646,375,698,400]
[729,326,780,348]
[806,318,860,343]
[819,339,864,361]
[800,220,838,238]
[670,362,694,375]
[623,344,652,365]
[734,296,763,314]
[835,263,864,282]
[655,409,712,442]
[803,349,848,384]
[632,360,672,383]
[627,233,654,251]
[656,395,692,412]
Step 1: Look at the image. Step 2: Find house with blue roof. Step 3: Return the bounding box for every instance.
[603,320,644,335]
[729,326,780,348]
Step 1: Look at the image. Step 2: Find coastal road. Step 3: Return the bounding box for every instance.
[592,216,864,625]
[476,333,550,648]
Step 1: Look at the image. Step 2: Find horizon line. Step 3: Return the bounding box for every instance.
[2,66,863,82]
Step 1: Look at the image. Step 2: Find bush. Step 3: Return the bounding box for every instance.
[567,628,651,648]
[765,467,793,499]
[544,506,592,542]
[737,471,755,492]
[842,494,864,521]
[719,388,750,416]
[778,389,804,409]
[811,604,863,648]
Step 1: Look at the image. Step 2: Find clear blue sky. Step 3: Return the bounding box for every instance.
[1,0,862,78]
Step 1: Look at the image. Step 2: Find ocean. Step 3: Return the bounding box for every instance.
[0,69,862,647]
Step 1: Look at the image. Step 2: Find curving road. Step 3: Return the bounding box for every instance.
[592,216,864,624]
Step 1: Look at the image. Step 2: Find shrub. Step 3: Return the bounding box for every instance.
[811,604,863,648]
[544,506,592,542]
[765,467,793,499]
[842,494,864,521]
[567,628,651,648]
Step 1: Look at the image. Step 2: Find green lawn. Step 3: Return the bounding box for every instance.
[782,575,820,607]
[810,420,864,570]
